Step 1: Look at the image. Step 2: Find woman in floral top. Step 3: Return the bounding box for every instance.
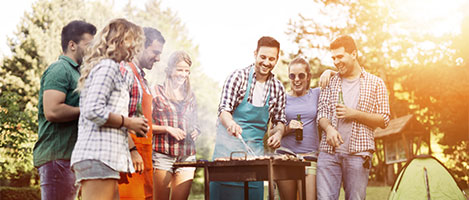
[151,50,200,200]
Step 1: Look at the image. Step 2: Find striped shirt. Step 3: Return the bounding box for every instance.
[71,59,134,173]
[317,68,390,154]
[218,64,287,125]
[152,84,199,156]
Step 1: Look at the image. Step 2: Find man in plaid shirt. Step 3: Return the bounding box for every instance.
[210,36,287,199]
[316,35,390,200]
[118,27,165,200]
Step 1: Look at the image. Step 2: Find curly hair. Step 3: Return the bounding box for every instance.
[77,18,144,91]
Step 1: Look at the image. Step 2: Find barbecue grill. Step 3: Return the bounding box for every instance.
[174,152,311,200]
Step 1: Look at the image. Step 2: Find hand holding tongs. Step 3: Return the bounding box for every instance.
[235,134,256,157]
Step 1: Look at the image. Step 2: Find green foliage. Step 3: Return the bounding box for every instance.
[0,0,115,112]
[0,186,41,200]
[445,141,469,189]
[284,0,469,186]
[0,0,219,191]
[0,0,116,186]
[0,92,38,186]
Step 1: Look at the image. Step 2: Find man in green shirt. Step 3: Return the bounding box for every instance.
[33,20,96,200]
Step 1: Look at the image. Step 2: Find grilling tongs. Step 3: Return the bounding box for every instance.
[235,134,257,157]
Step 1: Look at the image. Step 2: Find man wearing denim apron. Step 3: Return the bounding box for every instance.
[210,36,287,200]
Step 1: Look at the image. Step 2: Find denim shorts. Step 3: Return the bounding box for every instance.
[298,152,318,175]
[72,159,120,187]
[152,151,196,173]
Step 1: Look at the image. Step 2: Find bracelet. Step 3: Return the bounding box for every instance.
[129,146,138,152]
[119,115,125,128]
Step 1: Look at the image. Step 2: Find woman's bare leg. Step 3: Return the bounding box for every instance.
[81,179,118,200]
[170,170,194,200]
[277,180,297,200]
[153,169,173,200]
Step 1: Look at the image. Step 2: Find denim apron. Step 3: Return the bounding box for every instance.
[210,67,270,200]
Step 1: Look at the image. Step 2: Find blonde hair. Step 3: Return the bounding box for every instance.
[77,18,144,91]
[164,51,193,102]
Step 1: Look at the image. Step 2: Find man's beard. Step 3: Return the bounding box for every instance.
[77,57,83,66]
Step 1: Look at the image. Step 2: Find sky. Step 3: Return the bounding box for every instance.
[0,0,465,84]
[0,0,35,58]
[0,0,320,84]
[158,0,320,83]
[0,0,466,170]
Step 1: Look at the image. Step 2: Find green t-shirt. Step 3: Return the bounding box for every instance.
[33,55,80,167]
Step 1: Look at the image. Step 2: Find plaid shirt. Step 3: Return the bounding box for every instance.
[71,59,135,172]
[152,84,199,156]
[218,64,287,125]
[317,68,390,154]
[119,62,151,117]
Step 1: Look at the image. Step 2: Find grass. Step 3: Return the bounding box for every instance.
[339,186,391,200]
[189,186,469,199]
[188,185,393,200]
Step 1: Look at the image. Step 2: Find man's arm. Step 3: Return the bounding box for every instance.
[219,111,242,137]
[336,104,386,129]
[43,90,80,122]
[128,136,143,173]
[217,69,245,137]
[318,69,337,89]
[319,118,343,147]
[266,82,287,148]
[266,122,286,148]
[335,78,390,129]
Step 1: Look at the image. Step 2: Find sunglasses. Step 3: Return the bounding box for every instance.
[289,73,307,80]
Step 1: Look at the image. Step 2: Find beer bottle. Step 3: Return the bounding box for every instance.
[338,91,344,105]
[295,114,303,141]
[135,103,145,137]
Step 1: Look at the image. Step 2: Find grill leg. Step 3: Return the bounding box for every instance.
[268,160,274,200]
[244,181,249,200]
[204,167,209,200]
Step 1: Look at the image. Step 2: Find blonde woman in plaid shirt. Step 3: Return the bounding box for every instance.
[316,35,390,200]
[71,18,149,200]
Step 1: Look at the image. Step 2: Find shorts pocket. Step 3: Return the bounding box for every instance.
[72,160,93,173]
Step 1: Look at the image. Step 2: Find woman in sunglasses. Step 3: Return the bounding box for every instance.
[276,57,334,200]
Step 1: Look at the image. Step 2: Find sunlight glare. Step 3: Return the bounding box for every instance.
[395,0,465,36]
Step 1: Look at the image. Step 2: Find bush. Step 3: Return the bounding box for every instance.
[0,92,38,185]
[0,186,40,200]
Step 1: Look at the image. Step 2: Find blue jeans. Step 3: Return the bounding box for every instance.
[316,152,371,200]
[38,160,77,200]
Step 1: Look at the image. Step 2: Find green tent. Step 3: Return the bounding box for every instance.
[389,155,467,200]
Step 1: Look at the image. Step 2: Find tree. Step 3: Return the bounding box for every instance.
[0,0,115,186]
[0,0,220,191]
[284,0,469,187]
[0,92,37,186]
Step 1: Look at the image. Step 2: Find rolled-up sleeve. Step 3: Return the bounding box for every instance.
[271,83,286,125]
[375,79,391,127]
[317,85,332,124]
[82,63,115,126]
[218,69,243,116]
